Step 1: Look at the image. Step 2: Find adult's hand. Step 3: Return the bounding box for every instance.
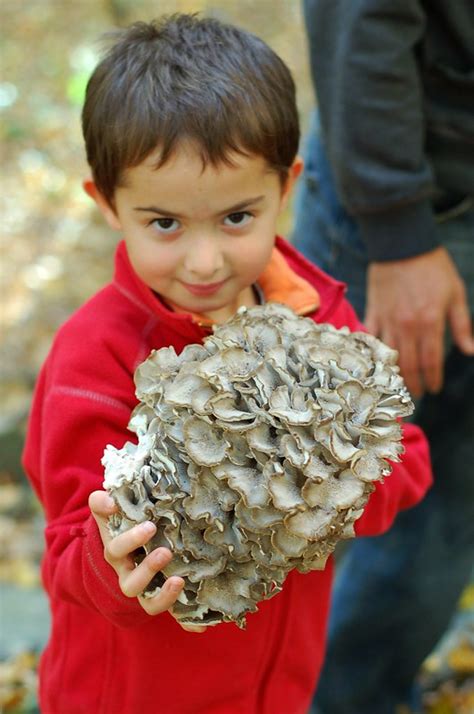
[365,246,474,398]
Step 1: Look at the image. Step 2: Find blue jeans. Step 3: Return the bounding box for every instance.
[293,112,474,714]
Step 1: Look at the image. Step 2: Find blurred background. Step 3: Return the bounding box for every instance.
[0,2,472,712]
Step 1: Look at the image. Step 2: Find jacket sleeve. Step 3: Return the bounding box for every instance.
[303,0,439,261]
[22,335,152,629]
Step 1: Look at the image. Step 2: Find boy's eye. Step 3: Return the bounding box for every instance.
[223,211,252,227]
[151,217,180,234]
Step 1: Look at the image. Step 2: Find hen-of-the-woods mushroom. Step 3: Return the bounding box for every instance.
[102,303,413,628]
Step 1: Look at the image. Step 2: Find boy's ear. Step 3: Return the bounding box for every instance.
[280,155,304,210]
[83,180,122,231]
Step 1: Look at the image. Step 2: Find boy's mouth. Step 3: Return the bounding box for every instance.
[181,279,228,296]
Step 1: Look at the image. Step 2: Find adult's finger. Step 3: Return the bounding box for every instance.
[418,324,444,394]
[363,309,380,342]
[393,328,422,398]
[449,287,474,356]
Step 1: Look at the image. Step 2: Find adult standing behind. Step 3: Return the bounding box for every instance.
[293,1,474,713]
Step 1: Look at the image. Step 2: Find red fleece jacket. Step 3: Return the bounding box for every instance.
[23,237,432,714]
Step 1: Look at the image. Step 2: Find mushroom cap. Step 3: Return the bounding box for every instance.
[102,303,413,628]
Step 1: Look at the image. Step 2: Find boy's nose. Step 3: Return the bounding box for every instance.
[184,237,224,279]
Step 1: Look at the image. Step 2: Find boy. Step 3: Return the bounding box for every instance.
[23,14,432,714]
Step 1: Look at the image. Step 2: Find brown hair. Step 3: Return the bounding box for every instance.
[82,13,299,205]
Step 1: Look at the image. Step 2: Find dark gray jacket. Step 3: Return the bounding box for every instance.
[304,0,474,260]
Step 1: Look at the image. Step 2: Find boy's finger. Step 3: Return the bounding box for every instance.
[89,491,118,547]
[180,623,207,633]
[89,490,117,518]
[119,547,173,597]
[139,575,185,615]
[106,521,157,562]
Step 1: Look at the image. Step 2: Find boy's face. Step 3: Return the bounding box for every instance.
[86,144,301,323]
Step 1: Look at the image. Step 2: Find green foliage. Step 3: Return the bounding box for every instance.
[67,70,90,107]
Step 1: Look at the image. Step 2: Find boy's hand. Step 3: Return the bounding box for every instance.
[89,490,206,632]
